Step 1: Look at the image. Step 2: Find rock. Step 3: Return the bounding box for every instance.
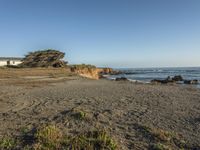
[101,68,113,74]
[151,77,176,84]
[70,65,122,80]
[151,79,171,84]
[115,77,128,81]
[172,75,183,81]
[70,65,99,79]
[98,68,121,75]
[184,80,198,84]
[166,76,171,81]
[151,79,163,84]
[110,70,122,75]
[151,75,184,84]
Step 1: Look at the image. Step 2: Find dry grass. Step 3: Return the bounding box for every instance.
[137,124,188,150]
[34,125,63,149]
[0,67,72,78]
[0,67,77,87]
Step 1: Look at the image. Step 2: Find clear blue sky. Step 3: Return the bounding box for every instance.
[0,0,200,68]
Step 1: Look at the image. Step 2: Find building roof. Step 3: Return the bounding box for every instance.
[0,57,23,61]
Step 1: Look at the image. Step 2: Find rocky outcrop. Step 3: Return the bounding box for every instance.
[151,75,199,85]
[151,78,175,84]
[172,75,183,81]
[115,77,128,81]
[151,75,182,84]
[77,68,100,79]
[98,68,121,75]
[70,65,121,79]
[70,65,99,79]
[184,80,198,84]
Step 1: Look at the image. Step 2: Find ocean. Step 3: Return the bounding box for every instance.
[108,67,200,88]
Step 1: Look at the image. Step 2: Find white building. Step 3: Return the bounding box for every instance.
[0,57,22,66]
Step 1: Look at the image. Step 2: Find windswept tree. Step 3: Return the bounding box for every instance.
[20,49,67,68]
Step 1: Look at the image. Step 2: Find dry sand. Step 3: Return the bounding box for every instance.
[0,73,200,149]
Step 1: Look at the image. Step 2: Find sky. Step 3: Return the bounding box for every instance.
[0,0,200,68]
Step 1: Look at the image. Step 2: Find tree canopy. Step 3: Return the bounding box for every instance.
[20,49,67,68]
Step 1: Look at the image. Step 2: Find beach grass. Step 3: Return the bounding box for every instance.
[0,125,118,150]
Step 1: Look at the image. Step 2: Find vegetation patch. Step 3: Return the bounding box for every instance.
[0,125,117,150]
[0,137,17,149]
[20,49,67,68]
[34,125,63,149]
[70,64,96,70]
[151,143,170,150]
[70,130,117,150]
[71,110,87,120]
[135,124,190,150]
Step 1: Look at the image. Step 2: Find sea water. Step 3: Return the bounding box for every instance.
[108,67,200,88]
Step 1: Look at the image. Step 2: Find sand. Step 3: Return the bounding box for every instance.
[0,76,200,149]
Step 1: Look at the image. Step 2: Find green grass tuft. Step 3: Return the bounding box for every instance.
[70,130,117,150]
[2,125,117,150]
[151,143,170,150]
[35,125,63,149]
[72,111,86,120]
[0,137,17,149]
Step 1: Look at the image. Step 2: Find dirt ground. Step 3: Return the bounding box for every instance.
[0,68,200,149]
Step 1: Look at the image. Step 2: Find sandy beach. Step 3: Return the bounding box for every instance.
[0,72,200,149]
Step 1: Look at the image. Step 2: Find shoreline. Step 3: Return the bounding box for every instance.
[104,75,200,89]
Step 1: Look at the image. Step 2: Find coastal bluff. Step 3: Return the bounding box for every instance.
[70,64,119,79]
